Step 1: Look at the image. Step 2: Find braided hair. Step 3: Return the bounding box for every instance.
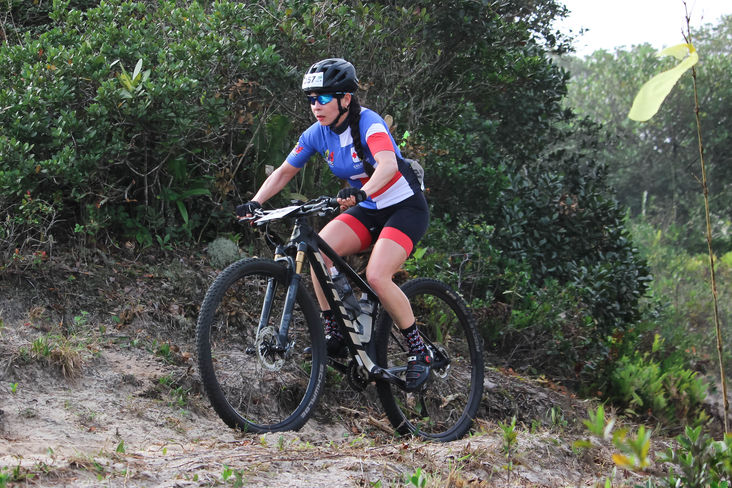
[346,95,374,177]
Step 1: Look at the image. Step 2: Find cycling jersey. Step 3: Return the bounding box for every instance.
[286,108,422,210]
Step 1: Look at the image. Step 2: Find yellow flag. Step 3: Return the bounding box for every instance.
[628,44,698,122]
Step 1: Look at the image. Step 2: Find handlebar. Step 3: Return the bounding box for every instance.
[239,196,340,226]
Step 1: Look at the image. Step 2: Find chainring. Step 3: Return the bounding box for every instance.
[347,360,370,392]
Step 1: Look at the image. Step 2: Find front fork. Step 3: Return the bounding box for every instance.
[258,243,308,352]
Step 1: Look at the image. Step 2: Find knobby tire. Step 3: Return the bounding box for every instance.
[196,258,326,433]
[375,278,484,442]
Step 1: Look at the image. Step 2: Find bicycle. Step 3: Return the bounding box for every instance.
[196,196,484,442]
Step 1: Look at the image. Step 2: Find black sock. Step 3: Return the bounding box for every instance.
[400,323,426,355]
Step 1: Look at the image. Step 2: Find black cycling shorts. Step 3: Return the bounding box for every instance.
[334,192,429,255]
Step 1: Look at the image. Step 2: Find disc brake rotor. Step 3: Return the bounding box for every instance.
[432,344,450,379]
[255,326,285,371]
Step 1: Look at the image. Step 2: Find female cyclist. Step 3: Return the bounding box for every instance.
[236,58,431,391]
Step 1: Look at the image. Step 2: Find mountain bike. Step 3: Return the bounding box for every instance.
[196,196,484,442]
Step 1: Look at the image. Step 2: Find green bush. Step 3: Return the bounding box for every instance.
[1,0,655,404]
[0,0,290,254]
[661,426,732,487]
[629,218,732,367]
[1,0,99,41]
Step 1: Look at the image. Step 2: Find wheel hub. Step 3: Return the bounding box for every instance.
[432,344,450,379]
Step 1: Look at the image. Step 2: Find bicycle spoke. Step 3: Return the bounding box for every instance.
[197,259,326,433]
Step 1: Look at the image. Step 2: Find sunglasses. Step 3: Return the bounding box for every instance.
[306,93,347,105]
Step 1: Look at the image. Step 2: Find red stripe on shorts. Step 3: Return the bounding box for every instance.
[335,213,372,251]
[380,227,413,256]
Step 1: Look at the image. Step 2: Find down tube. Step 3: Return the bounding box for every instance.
[307,249,380,373]
[314,234,376,301]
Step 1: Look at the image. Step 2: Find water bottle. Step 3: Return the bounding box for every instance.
[329,267,360,320]
[356,293,374,343]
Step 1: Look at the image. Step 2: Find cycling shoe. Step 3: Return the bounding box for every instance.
[405,352,432,391]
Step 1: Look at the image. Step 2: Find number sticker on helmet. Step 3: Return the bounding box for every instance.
[302,72,324,89]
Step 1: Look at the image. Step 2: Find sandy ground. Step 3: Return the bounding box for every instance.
[0,253,672,487]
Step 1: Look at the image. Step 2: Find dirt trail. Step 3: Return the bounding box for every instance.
[0,251,662,486]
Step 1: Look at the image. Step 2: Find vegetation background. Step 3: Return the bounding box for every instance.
[1,0,732,484]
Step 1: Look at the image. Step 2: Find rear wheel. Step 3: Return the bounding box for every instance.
[375,278,484,441]
[196,258,326,432]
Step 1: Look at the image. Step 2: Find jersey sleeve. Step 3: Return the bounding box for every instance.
[286,124,319,168]
[361,111,398,156]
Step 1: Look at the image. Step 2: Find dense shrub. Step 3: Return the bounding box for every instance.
[1,0,99,41]
[1,0,655,404]
[1,0,570,251]
[0,0,294,253]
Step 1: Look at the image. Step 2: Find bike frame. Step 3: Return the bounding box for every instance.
[263,212,406,386]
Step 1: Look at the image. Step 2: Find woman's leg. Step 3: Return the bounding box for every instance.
[368,224,432,391]
[310,219,362,310]
[365,238,413,329]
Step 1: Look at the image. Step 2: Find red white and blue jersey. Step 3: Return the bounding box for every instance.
[286,108,421,210]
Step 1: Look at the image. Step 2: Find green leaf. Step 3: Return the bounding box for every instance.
[412,247,427,260]
[628,44,698,122]
[119,72,133,91]
[132,58,143,82]
[176,200,189,225]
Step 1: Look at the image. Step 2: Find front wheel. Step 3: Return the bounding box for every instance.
[375,278,484,441]
[196,258,327,433]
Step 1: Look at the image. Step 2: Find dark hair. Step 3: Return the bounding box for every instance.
[347,95,374,177]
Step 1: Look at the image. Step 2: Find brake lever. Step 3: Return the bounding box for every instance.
[237,211,265,226]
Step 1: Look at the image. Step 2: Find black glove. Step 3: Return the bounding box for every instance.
[236,200,261,217]
[336,188,367,203]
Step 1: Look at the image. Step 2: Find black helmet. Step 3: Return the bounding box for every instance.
[302,58,358,93]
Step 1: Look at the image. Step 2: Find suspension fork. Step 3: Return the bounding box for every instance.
[267,242,307,350]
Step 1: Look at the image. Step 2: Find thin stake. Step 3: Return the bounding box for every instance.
[684,2,728,434]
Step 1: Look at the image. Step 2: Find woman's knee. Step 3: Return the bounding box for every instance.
[366,267,391,293]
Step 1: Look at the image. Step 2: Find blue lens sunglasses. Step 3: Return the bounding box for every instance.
[306,93,348,105]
